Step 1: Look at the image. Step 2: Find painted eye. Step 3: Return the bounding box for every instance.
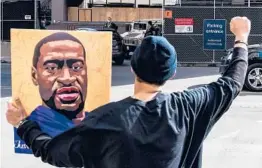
[45,66,58,73]
[47,67,57,71]
[72,66,82,70]
[45,63,58,72]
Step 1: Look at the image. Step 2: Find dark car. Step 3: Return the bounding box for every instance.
[219,43,262,92]
[76,27,126,65]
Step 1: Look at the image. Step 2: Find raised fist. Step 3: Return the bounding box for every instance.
[230,16,251,38]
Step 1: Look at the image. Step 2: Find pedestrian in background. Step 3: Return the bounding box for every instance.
[104,16,118,31]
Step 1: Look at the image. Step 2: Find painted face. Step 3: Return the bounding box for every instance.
[32,40,87,119]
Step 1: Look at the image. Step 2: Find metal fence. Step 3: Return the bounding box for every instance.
[163,6,262,63]
[1,0,51,42]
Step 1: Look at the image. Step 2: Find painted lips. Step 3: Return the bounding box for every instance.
[56,87,79,102]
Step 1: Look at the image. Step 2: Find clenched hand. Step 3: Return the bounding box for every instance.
[230,16,251,43]
[6,98,27,127]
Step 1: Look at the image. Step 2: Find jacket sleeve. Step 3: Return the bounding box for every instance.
[17,120,89,167]
[180,47,248,124]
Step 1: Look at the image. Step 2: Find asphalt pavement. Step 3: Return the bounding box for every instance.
[1,60,262,168]
[1,61,260,97]
[1,61,220,98]
[1,63,12,97]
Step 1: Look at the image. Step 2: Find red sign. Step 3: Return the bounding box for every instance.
[175,18,194,25]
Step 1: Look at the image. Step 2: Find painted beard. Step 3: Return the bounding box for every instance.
[43,90,85,120]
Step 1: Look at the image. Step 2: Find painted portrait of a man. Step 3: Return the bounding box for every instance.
[11,29,112,154]
[28,32,88,136]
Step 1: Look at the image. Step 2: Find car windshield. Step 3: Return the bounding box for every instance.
[133,23,147,30]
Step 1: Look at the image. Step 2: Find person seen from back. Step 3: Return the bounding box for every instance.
[6,16,250,168]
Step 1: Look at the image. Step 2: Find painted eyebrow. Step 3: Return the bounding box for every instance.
[43,59,85,66]
[66,59,85,65]
[43,59,63,66]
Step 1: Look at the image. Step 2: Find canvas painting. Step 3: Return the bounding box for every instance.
[11,29,112,154]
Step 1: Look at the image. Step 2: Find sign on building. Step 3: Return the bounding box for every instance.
[164,10,172,19]
[203,19,226,50]
[174,18,193,33]
[165,0,179,6]
[24,15,32,20]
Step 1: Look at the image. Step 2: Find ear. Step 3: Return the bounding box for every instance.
[130,67,139,81]
[169,70,177,80]
[130,67,134,74]
[31,66,39,86]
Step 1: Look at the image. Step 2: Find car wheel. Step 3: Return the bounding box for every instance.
[114,56,125,65]
[244,63,262,92]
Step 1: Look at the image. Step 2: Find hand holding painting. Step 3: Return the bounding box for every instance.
[6,98,27,128]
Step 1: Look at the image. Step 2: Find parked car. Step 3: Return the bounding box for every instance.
[219,43,262,92]
[121,19,162,58]
[76,27,127,65]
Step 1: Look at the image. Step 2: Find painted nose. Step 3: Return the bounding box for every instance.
[57,68,76,85]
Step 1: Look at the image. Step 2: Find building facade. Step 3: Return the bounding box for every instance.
[50,0,262,22]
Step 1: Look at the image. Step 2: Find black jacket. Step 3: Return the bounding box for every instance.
[104,22,118,31]
[17,47,248,168]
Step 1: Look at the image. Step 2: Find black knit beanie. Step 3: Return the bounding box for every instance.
[131,36,177,85]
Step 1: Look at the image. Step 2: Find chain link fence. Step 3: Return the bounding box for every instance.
[1,0,52,42]
[163,6,262,64]
[1,0,38,41]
